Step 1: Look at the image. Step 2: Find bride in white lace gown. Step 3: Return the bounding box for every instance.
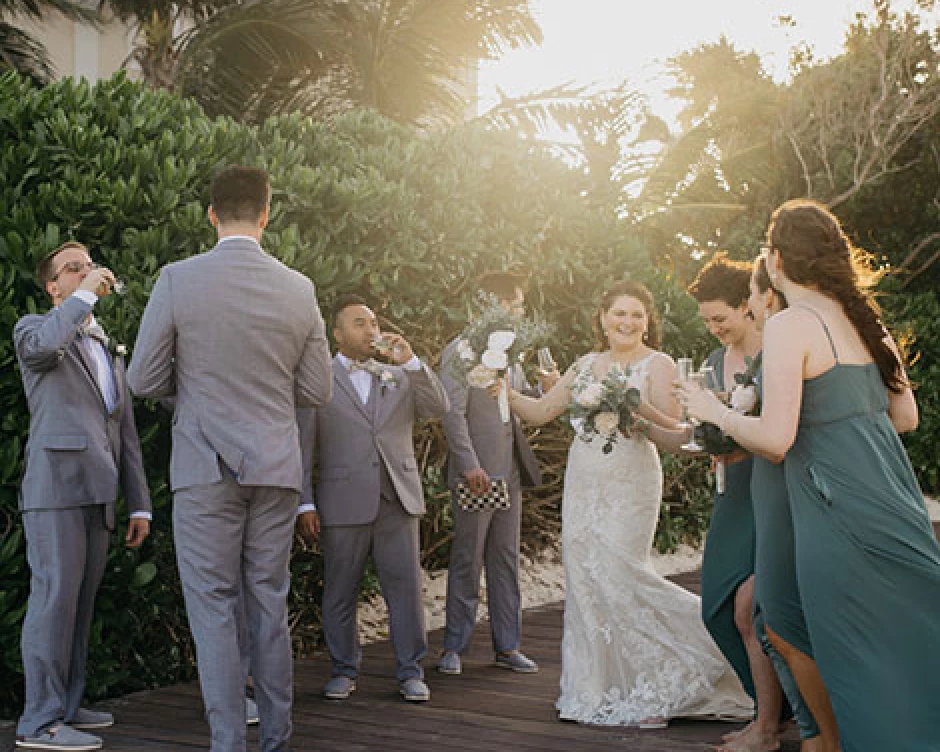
[509,281,753,727]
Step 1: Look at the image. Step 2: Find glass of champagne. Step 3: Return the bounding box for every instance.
[537,347,556,375]
[680,366,707,452]
[676,357,694,430]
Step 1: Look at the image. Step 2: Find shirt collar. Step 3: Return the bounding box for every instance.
[215,235,261,249]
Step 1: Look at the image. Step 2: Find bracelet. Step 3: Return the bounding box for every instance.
[718,407,735,435]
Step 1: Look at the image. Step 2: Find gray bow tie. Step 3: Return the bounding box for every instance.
[80,320,109,346]
[347,359,381,375]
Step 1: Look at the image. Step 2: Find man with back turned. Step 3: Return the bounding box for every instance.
[128,166,332,752]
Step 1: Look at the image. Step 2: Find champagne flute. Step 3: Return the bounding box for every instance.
[680,368,707,452]
[676,357,694,430]
[537,347,556,374]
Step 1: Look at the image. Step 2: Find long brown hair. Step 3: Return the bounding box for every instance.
[593,280,661,351]
[754,252,787,306]
[767,199,904,392]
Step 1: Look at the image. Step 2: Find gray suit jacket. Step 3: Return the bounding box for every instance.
[127,237,332,492]
[14,295,151,519]
[298,356,449,526]
[439,337,541,489]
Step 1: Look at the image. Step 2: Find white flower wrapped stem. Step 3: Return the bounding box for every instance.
[575,382,604,409]
[467,364,498,389]
[593,411,619,437]
[456,338,476,362]
[487,330,516,352]
[730,384,758,413]
[497,380,510,423]
[481,349,508,370]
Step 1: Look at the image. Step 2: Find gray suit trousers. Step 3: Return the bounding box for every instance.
[320,497,427,682]
[17,506,109,737]
[442,465,522,655]
[173,470,297,752]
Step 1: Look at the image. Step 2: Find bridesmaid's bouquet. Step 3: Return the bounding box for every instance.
[452,292,553,422]
[699,353,762,456]
[569,365,642,454]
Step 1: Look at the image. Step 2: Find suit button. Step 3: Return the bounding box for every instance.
[372,461,379,467]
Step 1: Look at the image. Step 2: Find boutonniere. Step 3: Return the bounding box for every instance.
[109,342,128,357]
[379,369,400,395]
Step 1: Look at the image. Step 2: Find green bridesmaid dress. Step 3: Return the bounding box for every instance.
[751,361,818,738]
[700,347,756,700]
[785,307,940,752]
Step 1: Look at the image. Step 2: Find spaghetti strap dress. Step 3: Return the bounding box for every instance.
[784,306,940,751]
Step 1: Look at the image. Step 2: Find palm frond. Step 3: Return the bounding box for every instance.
[0,20,52,82]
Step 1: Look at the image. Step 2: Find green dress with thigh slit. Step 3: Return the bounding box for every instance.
[700,347,756,700]
[784,308,940,751]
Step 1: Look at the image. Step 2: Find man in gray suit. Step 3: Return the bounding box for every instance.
[296,295,448,704]
[127,166,332,752]
[14,241,151,751]
[437,273,548,676]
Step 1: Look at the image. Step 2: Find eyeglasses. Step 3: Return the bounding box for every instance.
[52,260,96,280]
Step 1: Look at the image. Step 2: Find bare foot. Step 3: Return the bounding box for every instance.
[712,724,781,752]
[723,722,789,745]
[723,721,754,742]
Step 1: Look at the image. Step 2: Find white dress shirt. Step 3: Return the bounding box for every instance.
[72,290,152,522]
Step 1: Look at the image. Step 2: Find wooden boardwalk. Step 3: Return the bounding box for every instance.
[1,570,804,752]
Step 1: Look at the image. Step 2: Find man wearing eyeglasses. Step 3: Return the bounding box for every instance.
[13,241,151,751]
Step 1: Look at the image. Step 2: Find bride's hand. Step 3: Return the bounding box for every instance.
[675,380,726,426]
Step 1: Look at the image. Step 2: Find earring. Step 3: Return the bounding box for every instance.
[642,331,649,343]
[764,309,771,321]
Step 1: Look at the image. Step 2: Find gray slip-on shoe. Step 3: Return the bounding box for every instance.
[399,677,430,702]
[16,724,103,751]
[494,650,539,673]
[323,675,356,700]
[436,651,462,675]
[67,709,113,730]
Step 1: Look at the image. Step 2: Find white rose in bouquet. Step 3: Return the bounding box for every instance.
[593,411,620,437]
[575,382,604,408]
[487,330,516,352]
[730,384,758,413]
[456,338,476,362]
[467,364,499,389]
[481,349,508,371]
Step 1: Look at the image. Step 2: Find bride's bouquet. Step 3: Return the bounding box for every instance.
[452,292,553,422]
[568,364,642,454]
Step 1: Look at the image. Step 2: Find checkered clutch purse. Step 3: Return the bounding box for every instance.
[455,478,510,511]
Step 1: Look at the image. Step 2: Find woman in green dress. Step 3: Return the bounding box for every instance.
[687,255,784,752]
[681,199,939,752]
[747,256,823,751]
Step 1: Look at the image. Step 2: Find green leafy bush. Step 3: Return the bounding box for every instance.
[0,72,713,717]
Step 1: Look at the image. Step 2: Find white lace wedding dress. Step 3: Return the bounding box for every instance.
[556,353,754,725]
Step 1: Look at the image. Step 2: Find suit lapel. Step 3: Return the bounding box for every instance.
[110,355,127,419]
[374,369,404,431]
[72,337,108,412]
[333,358,371,421]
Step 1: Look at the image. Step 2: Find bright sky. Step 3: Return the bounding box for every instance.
[478,0,932,116]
